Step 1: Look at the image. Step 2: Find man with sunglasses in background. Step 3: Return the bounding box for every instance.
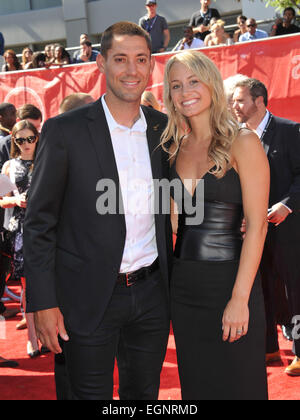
[239,18,268,42]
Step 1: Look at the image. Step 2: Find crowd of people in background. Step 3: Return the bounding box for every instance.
[0,0,299,73]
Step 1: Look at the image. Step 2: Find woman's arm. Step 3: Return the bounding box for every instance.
[0,161,15,208]
[222,130,270,343]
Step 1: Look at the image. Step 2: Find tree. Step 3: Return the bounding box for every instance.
[235,0,300,12]
[264,0,300,12]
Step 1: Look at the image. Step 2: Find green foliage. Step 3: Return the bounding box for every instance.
[235,0,300,13]
[264,0,300,12]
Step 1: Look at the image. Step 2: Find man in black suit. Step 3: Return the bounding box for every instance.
[232,77,300,376]
[23,21,173,400]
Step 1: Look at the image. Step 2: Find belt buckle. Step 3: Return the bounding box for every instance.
[126,273,134,287]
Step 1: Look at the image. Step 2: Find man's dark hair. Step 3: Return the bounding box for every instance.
[0,103,15,116]
[17,104,42,121]
[100,21,152,58]
[81,40,92,47]
[237,15,247,22]
[235,78,268,107]
[283,7,296,17]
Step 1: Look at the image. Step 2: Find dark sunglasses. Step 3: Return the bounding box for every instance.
[247,24,256,28]
[239,20,246,24]
[15,136,37,145]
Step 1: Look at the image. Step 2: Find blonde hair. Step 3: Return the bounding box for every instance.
[161,50,239,178]
[141,91,161,111]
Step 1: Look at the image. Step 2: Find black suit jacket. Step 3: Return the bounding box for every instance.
[0,135,11,171]
[261,113,300,245]
[23,98,173,335]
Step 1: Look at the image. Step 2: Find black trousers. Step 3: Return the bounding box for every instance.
[64,269,170,400]
[261,228,299,356]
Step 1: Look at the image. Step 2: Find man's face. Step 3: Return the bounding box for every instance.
[26,118,42,132]
[1,106,17,130]
[97,35,154,106]
[246,19,257,36]
[283,10,294,24]
[232,86,258,123]
[200,0,211,9]
[146,3,157,16]
[81,44,92,56]
[184,27,194,40]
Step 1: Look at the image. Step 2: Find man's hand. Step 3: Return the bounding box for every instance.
[34,307,69,354]
[267,202,291,226]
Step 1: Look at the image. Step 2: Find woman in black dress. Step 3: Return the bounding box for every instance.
[1,120,40,357]
[161,51,270,400]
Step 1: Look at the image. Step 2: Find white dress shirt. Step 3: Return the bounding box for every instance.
[101,96,158,273]
[254,110,270,139]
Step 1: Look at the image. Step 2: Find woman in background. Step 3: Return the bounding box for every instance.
[161,50,269,400]
[233,15,248,43]
[0,120,40,358]
[141,91,161,112]
[21,47,33,70]
[2,49,22,72]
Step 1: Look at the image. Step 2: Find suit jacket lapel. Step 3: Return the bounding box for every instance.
[261,113,275,157]
[142,106,164,181]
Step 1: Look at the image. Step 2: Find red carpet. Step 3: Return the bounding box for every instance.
[1,283,300,400]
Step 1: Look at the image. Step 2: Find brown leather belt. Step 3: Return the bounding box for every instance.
[117,258,159,287]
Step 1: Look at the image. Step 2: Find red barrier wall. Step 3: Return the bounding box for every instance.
[0,34,299,123]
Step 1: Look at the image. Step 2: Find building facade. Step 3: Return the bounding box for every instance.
[0,0,277,53]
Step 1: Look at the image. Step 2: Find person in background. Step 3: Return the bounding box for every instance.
[270,7,300,36]
[0,104,42,168]
[139,0,170,53]
[223,73,249,115]
[53,45,71,66]
[233,15,248,43]
[189,0,221,41]
[72,34,91,62]
[1,50,22,72]
[172,26,204,51]
[59,93,94,114]
[239,18,268,42]
[72,41,99,64]
[27,52,50,70]
[232,78,300,376]
[0,104,16,140]
[0,104,43,333]
[0,120,41,358]
[204,19,229,46]
[0,32,4,57]
[21,47,34,70]
[44,44,55,65]
[141,90,161,111]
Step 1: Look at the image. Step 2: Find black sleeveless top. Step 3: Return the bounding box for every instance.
[171,152,244,262]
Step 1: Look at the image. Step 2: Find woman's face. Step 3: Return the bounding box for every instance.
[168,61,212,119]
[238,18,246,30]
[14,128,38,159]
[5,53,14,64]
[212,26,224,37]
[24,49,33,60]
[55,46,63,59]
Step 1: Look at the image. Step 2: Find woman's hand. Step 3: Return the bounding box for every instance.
[222,298,249,343]
[15,193,27,208]
[0,196,17,208]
